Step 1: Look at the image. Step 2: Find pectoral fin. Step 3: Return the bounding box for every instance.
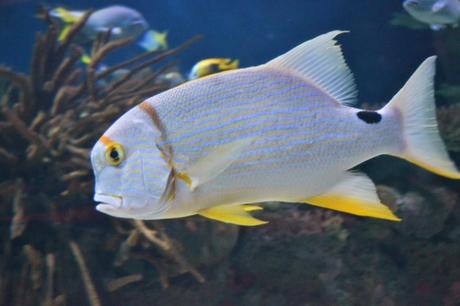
[199,204,267,226]
[180,138,254,190]
[303,172,401,221]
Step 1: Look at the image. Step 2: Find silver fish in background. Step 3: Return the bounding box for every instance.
[90,31,460,226]
[403,0,460,30]
[50,5,167,51]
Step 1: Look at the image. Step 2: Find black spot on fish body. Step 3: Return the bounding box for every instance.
[208,63,221,74]
[357,111,382,124]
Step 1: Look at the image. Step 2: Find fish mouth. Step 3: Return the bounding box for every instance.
[94,193,168,219]
[94,193,123,213]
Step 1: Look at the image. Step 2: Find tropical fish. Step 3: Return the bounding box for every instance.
[138,30,168,52]
[49,5,167,51]
[188,58,239,80]
[403,0,460,30]
[90,31,460,226]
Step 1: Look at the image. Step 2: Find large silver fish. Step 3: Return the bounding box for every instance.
[90,31,460,226]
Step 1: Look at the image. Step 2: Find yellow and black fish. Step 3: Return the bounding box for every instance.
[188,58,239,80]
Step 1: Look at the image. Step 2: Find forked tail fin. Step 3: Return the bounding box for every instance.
[382,56,460,179]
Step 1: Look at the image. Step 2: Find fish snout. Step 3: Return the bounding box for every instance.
[94,193,166,219]
[94,193,127,217]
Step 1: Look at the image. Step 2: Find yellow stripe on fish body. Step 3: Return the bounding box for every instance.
[91,31,460,226]
[50,7,84,41]
[53,7,80,23]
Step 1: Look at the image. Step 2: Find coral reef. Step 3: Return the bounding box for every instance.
[0,9,212,306]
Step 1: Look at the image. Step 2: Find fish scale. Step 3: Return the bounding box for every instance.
[141,67,399,214]
[91,31,460,225]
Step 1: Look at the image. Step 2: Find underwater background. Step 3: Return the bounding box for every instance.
[0,0,459,305]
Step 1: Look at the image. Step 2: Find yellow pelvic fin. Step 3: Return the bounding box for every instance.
[304,194,401,221]
[242,204,263,212]
[199,204,267,226]
[302,171,401,221]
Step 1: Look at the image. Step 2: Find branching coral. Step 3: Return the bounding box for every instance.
[0,9,206,306]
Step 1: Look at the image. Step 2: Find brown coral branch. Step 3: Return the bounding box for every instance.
[131,252,170,289]
[86,37,134,101]
[44,253,55,306]
[29,111,47,131]
[44,45,84,93]
[23,244,43,290]
[102,36,201,99]
[106,274,143,292]
[91,29,114,56]
[30,33,48,98]
[96,34,203,81]
[0,66,33,115]
[1,94,49,157]
[51,85,81,115]
[56,11,93,57]
[69,241,102,306]
[10,180,26,239]
[66,145,90,160]
[133,220,205,283]
[0,147,17,163]
[61,170,90,182]
[115,61,177,97]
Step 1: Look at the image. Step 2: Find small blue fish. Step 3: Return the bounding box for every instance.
[403,0,460,30]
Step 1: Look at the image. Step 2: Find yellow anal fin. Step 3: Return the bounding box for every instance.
[302,171,401,221]
[199,205,267,226]
[242,204,263,212]
[304,194,401,221]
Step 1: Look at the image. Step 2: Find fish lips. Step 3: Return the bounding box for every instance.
[94,193,127,218]
[94,193,167,219]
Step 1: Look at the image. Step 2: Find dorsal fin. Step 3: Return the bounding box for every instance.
[265,30,357,105]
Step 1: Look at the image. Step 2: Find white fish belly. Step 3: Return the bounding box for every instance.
[147,66,401,213]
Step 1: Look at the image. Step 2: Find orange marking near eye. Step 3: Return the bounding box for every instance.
[100,135,114,146]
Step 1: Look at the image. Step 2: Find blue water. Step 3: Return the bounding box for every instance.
[0,0,433,102]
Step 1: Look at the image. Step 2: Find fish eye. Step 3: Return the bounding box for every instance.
[105,143,125,166]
